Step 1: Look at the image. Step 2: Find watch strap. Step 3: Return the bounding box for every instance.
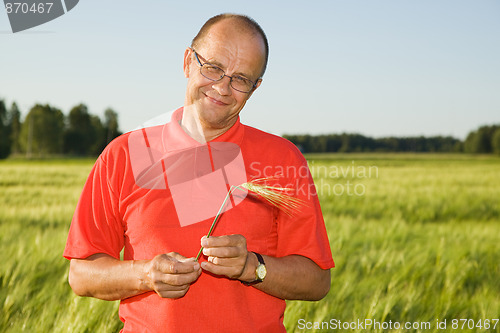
[254,252,265,266]
[241,252,265,286]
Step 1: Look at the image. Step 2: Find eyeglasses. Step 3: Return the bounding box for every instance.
[191,48,259,93]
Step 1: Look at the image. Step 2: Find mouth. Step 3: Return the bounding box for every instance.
[204,93,229,106]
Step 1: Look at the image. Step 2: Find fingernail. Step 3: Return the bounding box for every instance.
[201,236,207,246]
[202,248,208,255]
[201,262,207,269]
[193,262,200,270]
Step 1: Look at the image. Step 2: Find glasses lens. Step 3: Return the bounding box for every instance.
[201,64,224,81]
[231,76,254,93]
[200,63,254,93]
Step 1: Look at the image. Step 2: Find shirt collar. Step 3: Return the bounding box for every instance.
[161,107,244,153]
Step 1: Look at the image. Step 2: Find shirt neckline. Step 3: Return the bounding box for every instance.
[161,107,245,153]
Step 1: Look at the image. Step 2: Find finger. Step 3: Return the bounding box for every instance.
[207,256,245,267]
[151,271,200,288]
[201,261,243,279]
[201,234,246,248]
[153,281,190,292]
[156,255,200,274]
[156,286,190,299]
[202,246,244,258]
[156,268,202,286]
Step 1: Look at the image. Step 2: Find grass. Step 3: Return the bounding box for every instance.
[1,154,499,332]
[0,159,122,332]
[286,154,500,332]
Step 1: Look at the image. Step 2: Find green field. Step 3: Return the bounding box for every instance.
[1,154,499,332]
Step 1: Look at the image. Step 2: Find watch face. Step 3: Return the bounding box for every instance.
[256,264,267,280]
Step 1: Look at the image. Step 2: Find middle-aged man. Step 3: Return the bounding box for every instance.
[64,13,334,332]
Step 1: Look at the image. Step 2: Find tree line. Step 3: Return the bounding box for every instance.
[1,98,499,158]
[284,125,500,154]
[0,100,121,159]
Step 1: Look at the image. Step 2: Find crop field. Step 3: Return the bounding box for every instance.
[1,154,499,332]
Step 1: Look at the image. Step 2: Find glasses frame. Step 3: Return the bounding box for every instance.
[190,48,259,93]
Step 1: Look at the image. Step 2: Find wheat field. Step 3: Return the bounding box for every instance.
[1,154,499,332]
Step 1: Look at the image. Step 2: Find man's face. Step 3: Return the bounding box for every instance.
[183,19,266,134]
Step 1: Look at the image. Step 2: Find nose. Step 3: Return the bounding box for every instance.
[211,75,232,96]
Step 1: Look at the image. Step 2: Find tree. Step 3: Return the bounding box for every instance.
[464,125,500,154]
[20,104,64,157]
[0,100,11,159]
[310,135,327,153]
[89,115,106,155]
[474,127,492,153]
[326,134,342,152]
[464,131,476,153]
[9,102,22,155]
[64,104,95,155]
[492,128,500,156]
[104,108,121,144]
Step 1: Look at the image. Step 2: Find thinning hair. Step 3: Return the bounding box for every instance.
[191,13,269,77]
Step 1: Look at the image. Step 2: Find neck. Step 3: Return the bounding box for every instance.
[180,106,236,143]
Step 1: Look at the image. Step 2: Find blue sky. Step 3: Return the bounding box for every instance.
[1,0,499,139]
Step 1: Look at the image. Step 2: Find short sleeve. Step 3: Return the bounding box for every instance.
[63,154,125,260]
[275,152,334,270]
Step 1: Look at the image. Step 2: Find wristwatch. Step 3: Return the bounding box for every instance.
[242,252,266,286]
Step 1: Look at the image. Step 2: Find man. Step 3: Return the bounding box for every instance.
[64,14,334,332]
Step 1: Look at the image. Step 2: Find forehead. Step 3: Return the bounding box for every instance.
[196,20,266,77]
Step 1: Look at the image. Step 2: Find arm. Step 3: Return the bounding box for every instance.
[200,235,331,301]
[69,252,202,301]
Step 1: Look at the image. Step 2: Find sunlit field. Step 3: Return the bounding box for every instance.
[1,154,499,332]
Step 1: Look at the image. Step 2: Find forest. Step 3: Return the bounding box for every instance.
[1,99,499,158]
[0,100,121,159]
[283,125,500,154]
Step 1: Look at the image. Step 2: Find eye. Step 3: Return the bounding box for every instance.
[204,64,223,74]
[232,75,252,85]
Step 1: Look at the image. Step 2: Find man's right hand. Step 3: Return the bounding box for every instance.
[69,252,201,301]
[143,252,201,298]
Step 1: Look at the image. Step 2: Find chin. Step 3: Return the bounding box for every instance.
[201,115,230,129]
[199,105,229,121]
[201,110,240,130]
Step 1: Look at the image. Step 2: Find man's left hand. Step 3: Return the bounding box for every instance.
[200,234,254,281]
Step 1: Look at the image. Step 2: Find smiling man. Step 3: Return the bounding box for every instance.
[64,14,334,332]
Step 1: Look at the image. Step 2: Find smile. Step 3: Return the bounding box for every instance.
[205,93,229,106]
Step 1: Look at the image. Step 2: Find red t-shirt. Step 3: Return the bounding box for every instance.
[64,107,334,332]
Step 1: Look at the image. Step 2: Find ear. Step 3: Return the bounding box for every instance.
[247,78,263,99]
[183,48,192,78]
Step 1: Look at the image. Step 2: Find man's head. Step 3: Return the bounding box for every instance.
[191,14,269,77]
[182,14,268,139]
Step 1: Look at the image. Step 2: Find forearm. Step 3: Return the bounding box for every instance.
[69,253,149,301]
[242,254,331,301]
